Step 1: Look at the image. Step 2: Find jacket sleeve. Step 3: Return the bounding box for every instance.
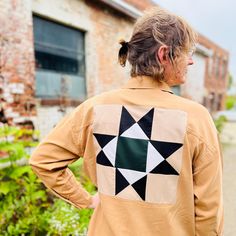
[192,116,223,236]
[29,107,93,209]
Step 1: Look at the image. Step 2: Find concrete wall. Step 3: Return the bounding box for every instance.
[34,106,74,140]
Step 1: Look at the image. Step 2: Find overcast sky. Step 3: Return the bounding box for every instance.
[154,0,235,82]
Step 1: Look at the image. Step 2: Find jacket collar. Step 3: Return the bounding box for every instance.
[122,76,173,94]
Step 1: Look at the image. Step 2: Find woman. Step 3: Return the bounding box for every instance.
[30,7,223,236]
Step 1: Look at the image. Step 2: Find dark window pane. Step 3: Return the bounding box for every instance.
[35,71,86,100]
[33,16,84,55]
[35,51,85,75]
[33,15,86,99]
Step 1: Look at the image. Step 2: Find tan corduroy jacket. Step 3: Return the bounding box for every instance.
[30,76,223,236]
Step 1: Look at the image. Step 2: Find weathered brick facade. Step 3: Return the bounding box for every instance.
[0,0,230,137]
[198,34,229,111]
[0,0,36,124]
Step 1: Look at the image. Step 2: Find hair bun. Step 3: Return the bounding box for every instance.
[118,39,129,67]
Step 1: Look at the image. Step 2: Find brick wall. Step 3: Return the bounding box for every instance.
[29,0,135,137]
[85,0,135,95]
[0,0,36,124]
[198,33,229,111]
[32,0,134,96]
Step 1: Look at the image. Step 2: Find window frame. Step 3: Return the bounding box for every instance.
[33,14,87,104]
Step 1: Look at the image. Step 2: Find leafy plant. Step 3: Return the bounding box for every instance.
[0,125,95,235]
[0,125,39,164]
[0,165,51,235]
[44,199,92,236]
[214,115,228,134]
[225,96,236,110]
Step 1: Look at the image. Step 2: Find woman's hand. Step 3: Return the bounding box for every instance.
[88,192,100,209]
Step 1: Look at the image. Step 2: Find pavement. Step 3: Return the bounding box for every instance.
[222,143,236,236]
[221,122,236,144]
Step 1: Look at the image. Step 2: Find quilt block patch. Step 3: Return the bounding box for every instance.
[93,105,187,204]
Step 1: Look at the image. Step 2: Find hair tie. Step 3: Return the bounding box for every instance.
[119,39,129,48]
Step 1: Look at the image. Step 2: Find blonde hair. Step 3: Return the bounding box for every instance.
[118,7,197,80]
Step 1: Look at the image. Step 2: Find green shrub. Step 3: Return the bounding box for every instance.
[214,115,228,134]
[0,165,51,235]
[225,96,236,110]
[0,125,96,235]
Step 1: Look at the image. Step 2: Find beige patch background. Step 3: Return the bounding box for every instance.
[96,164,115,196]
[166,147,184,174]
[93,136,102,156]
[151,108,187,143]
[146,174,179,204]
[125,105,153,122]
[93,105,122,136]
[116,185,142,201]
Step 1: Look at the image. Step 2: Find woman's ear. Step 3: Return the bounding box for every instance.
[156,45,170,65]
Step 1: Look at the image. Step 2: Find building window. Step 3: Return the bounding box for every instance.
[208,56,214,78]
[209,92,215,112]
[217,94,223,110]
[33,16,86,101]
[215,56,220,79]
[221,59,228,79]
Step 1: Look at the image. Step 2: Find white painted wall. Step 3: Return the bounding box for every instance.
[181,53,206,103]
[34,106,74,140]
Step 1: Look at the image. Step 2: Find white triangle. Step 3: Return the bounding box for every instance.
[118,168,146,185]
[146,142,164,173]
[121,123,149,140]
[103,137,118,166]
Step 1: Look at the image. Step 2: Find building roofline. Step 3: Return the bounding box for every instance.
[196,43,213,57]
[100,0,143,19]
[198,33,229,56]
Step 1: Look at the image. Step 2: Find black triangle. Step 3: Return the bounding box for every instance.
[119,106,136,136]
[115,168,130,195]
[93,133,116,148]
[96,151,113,167]
[150,140,183,159]
[150,160,179,175]
[131,175,147,201]
[137,108,154,139]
